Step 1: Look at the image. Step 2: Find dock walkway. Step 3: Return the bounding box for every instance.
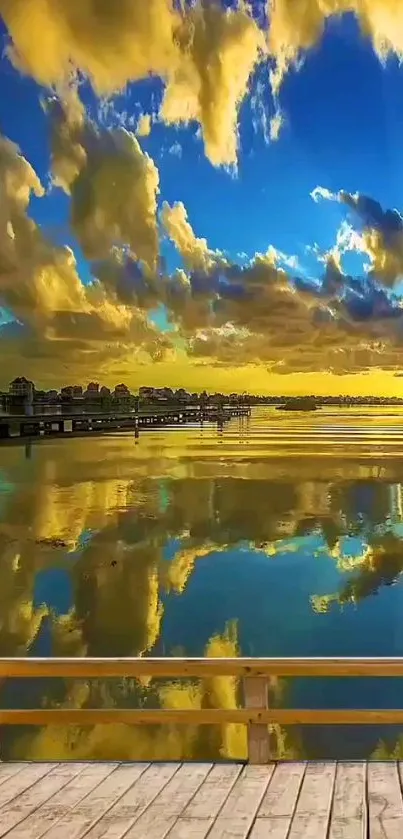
[0,405,251,441]
[0,760,396,838]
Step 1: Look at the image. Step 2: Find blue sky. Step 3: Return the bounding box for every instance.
[2,10,403,281]
[2,3,403,393]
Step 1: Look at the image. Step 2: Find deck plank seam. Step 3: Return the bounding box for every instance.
[115,762,186,839]
[238,764,275,839]
[3,763,107,839]
[176,762,243,836]
[207,764,249,839]
[0,764,60,823]
[364,761,369,839]
[228,764,274,839]
[0,765,28,791]
[100,763,211,839]
[3,762,120,839]
[284,761,308,839]
[68,762,154,839]
[0,762,90,839]
[324,761,339,839]
[161,763,215,839]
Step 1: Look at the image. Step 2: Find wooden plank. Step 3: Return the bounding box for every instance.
[0,764,56,810]
[286,762,336,839]
[0,765,28,787]
[244,677,270,764]
[183,764,242,819]
[0,763,85,837]
[3,708,403,726]
[123,763,212,839]
[250,819,296,839]
[3,656,403,679]
[258,762,306,817]
[83,764,180,839]
[165,821,213,839]
[40,764,148,839]
[5,763,118,839]
[368,762,403,838]
[206,765,274,839]
[250,762,306,839]
[167,764,243,839]
[328,763,366,839]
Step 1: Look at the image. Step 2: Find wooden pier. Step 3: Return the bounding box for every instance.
[0,658,402,835]
[0,760,396,838]
[0,404,251,442]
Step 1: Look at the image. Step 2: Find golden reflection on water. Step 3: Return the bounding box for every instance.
[2,407,403,759]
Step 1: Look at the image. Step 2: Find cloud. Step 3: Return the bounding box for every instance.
[160,2,265,167]
[161,201,223,273]
[269,111,284,141]
[4,114,403,383]
[0,132,172,381]
[48,90,161,269]
[178,240,403,373]
[313,186,403,287]
[267,0,403,97]
[136,114,152,138]
[4,0,403,172]
[310,186,336,203]
[0,0,264,168]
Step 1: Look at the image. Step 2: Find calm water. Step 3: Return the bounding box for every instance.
[2,406,403,760]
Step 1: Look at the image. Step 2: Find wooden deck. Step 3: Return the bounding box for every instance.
[0,761,400,838]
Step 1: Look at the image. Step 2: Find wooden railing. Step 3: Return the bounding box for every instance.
[2,657,403,763]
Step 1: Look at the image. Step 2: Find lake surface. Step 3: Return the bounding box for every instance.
[2,406,403,760]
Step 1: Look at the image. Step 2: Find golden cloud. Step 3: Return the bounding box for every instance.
[136,114,152,138]
[0,0,264,167]
[161,201,222,273]
[49,90,160,268]
[267,0,403,95]
[0,132,172,380]
[3,0,403,172]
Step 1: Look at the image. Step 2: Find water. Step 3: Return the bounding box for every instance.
[2,406,403,760]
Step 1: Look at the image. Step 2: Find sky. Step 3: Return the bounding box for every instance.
[3,1,403,394]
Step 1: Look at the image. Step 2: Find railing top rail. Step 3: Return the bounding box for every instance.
[2,657,403,677]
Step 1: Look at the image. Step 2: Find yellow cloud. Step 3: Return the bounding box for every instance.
[0,131,172,379]
[160,2,265,167]
[267,0,403,95]
[49,91,160,268]
[161,201,221,272]
[136,114,152,137]
[0,0,264,167]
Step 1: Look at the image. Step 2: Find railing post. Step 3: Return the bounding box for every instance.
[243,677,270,764]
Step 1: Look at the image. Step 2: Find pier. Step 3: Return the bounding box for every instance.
[0,657,402,836]
[0,404,251,442]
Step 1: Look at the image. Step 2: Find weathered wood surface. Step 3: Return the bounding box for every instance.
[5,655,403,678]
[4,707,403,728]
[0,762,400,837]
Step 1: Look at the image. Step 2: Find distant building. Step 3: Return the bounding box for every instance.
[33,390,47,402]
[153,387,174,401]
[84,382,100,399]
[114,383,131,400]
[61,385,83,400]
[139,387,156,401]
[175,388,192,403]
[9,377,34,401]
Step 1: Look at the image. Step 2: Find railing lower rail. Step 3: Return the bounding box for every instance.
[1,657,403,763]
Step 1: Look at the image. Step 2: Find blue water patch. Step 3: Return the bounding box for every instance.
[163,537,184,562]
[33,569,73,616]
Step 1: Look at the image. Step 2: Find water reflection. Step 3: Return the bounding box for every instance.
[2,408,403,759]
